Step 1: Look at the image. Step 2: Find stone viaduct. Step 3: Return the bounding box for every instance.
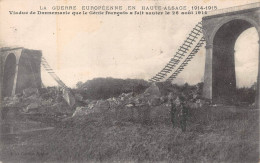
[202,3,260,105]
[0,3,260,108]
[0,47,42,100]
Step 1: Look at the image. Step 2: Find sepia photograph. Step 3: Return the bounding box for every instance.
[0,0,260,162]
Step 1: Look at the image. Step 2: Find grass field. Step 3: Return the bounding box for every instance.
[0,105,259,163]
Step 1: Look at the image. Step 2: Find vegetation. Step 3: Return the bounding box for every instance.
[74,78,150,100]
[1,103,258,162]
[236,86,256,104]
[73,77,255,105]
[1,78,258,162]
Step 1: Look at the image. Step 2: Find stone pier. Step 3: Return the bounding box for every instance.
[202,3,260,105]
[0,47,42,98]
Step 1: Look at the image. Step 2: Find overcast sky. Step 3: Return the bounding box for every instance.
[0,0,259,88]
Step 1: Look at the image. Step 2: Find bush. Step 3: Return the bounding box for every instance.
[73,78,150,100]
[235,87,255,104]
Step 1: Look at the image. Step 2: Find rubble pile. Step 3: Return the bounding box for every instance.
[2,87,73,123]
[1,82,205,124]
[70,84,165,122]
[71,83,205,124]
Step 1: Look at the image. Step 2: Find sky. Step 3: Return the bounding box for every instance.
[0,0,259,88]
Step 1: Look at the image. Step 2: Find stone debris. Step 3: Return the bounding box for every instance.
[24,102,40,113]
[75,93,83,101]
[23,88,39,97]
[70,83,205,120]
[94,100,110,113]
[144,82,161,97]
[2,95,21,107]
[72,107,89,117]
[2,87,73,123]
[2,83,206,124]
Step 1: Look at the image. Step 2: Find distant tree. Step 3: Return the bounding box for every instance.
[251,82,257,90]
[235,84,256,104]
[73,78,149,100]
[76,81,83,89]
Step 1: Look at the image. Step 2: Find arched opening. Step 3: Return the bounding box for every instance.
[3,53,16,97]
[212,19,258,104]
[234,27,259,104]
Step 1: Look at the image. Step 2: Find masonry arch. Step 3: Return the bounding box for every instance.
[209,17,260,45]
[211,19,259,103]
[2,53,16,97]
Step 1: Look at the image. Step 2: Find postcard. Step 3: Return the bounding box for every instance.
[0,0,259,162]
